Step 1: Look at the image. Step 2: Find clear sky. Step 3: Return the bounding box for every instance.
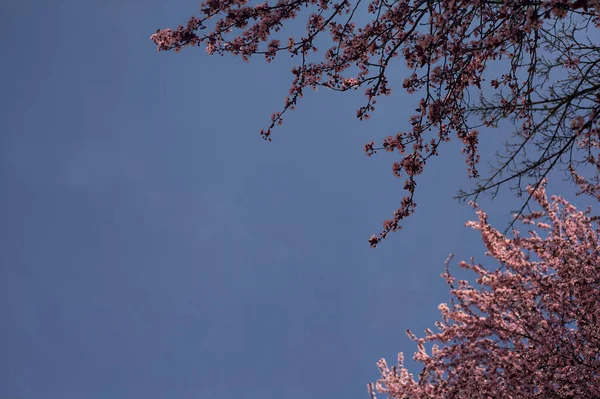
[1,1,594,399]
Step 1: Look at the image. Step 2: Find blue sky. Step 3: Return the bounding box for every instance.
[1,2,594,399]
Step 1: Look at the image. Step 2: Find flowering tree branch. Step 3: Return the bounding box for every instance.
[152,0,600,247]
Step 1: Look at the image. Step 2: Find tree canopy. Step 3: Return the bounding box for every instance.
[369,179,600,399]
[152,0,600,246]
[152,2,600,397]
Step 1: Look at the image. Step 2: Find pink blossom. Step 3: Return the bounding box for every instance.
[152,0,600,246]
[370,179,600,399]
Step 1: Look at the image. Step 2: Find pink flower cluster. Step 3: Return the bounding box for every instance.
[369,179,600,399]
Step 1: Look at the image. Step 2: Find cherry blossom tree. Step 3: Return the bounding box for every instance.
[151,0,600,246]
[368,178,600,399]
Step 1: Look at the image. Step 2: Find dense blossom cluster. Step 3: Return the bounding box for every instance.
[369,179,600,399]
[152,0,600,246]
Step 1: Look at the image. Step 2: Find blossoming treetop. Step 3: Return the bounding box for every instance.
[369,179,600,399]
